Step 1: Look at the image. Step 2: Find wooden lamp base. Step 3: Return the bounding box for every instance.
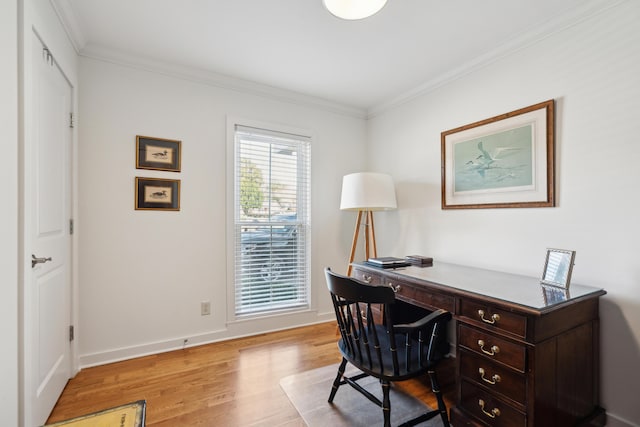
[346,210,377,276]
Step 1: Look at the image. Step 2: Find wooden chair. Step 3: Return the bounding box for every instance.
[325,268,452,427]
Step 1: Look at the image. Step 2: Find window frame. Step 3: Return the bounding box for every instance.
[226,117,312,321]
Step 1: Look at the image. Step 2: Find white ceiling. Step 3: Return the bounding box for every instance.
[56,0,613,114]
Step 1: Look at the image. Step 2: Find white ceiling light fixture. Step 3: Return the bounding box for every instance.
[323,0,388,20]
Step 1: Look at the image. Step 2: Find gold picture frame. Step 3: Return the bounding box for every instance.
[136,135,181,172]
[135,177,180,211]
[441,100,555,209]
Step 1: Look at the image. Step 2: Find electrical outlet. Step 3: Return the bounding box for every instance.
[201,301,211,316]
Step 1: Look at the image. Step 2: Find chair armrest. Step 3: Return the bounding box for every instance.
[393,309,451,334]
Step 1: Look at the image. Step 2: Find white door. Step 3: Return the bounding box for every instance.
[26,34,73,426]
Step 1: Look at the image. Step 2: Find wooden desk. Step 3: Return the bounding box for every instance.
[351,262,606,427]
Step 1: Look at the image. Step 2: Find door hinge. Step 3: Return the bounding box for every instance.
[69,325,75,342]
[69,112,75,128]
[69,219,74,235]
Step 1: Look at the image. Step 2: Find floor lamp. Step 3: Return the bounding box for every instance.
[340,172,397,276]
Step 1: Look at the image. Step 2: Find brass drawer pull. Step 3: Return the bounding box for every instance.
[478,399,501,418]
[362,275,372,283]
[478,367,501,385]
[477,339,500,356]
[389,283,401,293]
[478,309,500,324]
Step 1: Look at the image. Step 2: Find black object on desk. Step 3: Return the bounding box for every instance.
[405,255,433,266]
[366,257,410,268]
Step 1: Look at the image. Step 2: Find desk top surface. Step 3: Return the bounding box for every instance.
[353,261,606,312]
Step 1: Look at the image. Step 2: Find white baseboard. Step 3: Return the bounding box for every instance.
[79,311,335,369]
[606,413,640,427]
[79,328,228,368]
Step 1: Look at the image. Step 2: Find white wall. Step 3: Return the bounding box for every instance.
[1,0,19,424]
[367,2,640,426]
[77,57,366,366]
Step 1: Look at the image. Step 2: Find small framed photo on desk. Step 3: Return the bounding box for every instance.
[541,248,575,289]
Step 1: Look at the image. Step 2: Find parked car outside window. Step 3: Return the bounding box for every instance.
[240,214,298,283]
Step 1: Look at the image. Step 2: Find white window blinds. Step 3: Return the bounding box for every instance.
[233,125,311,316]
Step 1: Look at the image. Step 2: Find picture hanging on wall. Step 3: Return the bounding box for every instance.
[441,99,555,209]
[135,177,180,211]
[136,135,182,172]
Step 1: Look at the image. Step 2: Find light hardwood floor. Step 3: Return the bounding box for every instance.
[47,322,455,426]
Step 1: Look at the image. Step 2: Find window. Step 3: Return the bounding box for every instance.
[233,124,310,316]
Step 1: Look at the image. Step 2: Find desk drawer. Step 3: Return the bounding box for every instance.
[459,324,527,373]
[387,279,455,312]
[459,299,527,339]
[459,349,526,405]
[460,380,526,427]
[353,269,384,285]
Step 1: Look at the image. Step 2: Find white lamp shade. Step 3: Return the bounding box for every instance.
[340,172,397,211]
[323,0,388,20]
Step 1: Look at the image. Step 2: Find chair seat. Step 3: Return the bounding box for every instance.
[338,325,437,381]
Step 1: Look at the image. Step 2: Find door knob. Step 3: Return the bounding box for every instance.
[32,254,52,268]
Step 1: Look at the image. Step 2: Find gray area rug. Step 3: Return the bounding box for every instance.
[280,363,444,426]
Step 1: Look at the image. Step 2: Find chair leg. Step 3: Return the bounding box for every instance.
[328,358,348,403]
[381,380,391,427]
[428,369,450,427]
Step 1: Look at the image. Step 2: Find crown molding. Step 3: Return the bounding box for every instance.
[79,44,367,119]
[367,0,626,118]
[50,0,365,118]
[49,0,86,53]
[51,0,623,120]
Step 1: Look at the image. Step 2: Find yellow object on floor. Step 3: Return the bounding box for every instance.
[44,400,146,427]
